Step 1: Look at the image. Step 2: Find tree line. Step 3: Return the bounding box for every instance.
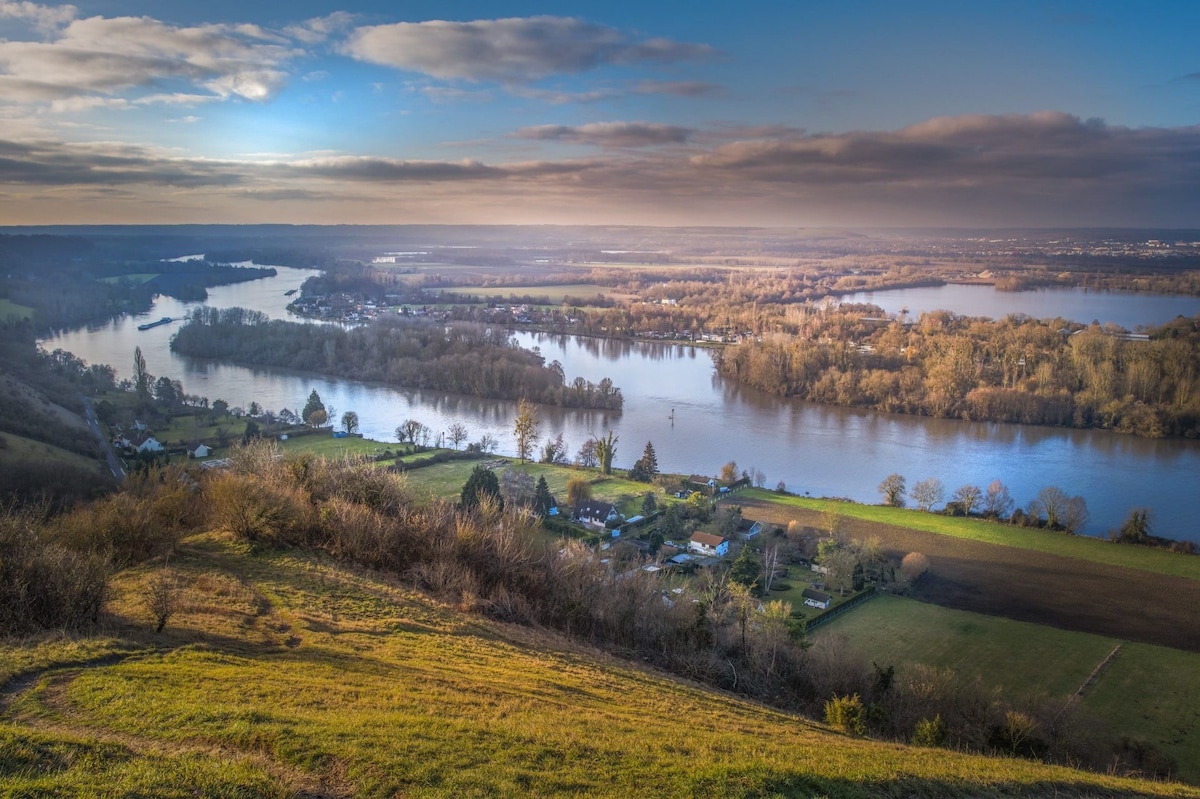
[718,310,1200,438]
[170,307,624,410]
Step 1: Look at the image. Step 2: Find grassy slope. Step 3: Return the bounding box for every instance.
[819,595,1200,782]
[0,431,103,473]
[743,489,1200,582]
[0,299,33,321]
[4,534,1195,798]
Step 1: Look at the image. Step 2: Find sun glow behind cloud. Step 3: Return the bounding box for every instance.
[0,1,1197,226]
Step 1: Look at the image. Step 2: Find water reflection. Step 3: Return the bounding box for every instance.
[840,284,1200,329]
[37,268,1200,544]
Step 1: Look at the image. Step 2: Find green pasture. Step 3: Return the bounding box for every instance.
[819,593,1200,781]
[745,489,1200,582]
[0,298,34,321]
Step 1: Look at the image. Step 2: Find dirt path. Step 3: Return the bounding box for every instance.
[739,497,1200,652]
[1,650,351,798]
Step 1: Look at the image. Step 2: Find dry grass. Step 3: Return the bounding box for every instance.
[3,532,1197,798]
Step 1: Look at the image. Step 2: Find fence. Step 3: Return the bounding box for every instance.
[802,586,878,633]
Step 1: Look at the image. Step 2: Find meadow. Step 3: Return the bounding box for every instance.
[818,594,1200,781]
[0,299,33,321]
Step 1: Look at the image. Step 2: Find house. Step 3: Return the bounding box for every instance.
[802,588,832,610]
[188,443,211,459]
[574,500,621,528]
[740,520,764,540]
[131,432,163,453]
[688,532,729,558]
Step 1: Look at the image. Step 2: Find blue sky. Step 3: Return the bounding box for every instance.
[0,0,1197,226]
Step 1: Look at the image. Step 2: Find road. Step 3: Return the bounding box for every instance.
[82,396,125,482]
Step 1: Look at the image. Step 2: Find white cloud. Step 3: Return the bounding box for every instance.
[0,12,301,108]
[284,11,355,44]
[0,1,76,32]
[342,16,714,83]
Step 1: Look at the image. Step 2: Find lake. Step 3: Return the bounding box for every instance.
[840,283,1200,330]
[40,267,1200,544]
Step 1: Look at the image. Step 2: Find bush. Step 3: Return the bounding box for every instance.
[0,506,109,635]
[912,715,947,747]
[900,552,930,583]
[824,693,866,735]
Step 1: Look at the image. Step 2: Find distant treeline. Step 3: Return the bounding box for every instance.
[0,232,276,330]
[171,307,624,410]
[718,311,1200,438]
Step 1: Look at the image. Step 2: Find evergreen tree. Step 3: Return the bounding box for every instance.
[460,465,503,511]
[729,545,760,591]
[302,389,325,425]
[641,491,657,515]
[629,440,659,482]
[533,475,554,517]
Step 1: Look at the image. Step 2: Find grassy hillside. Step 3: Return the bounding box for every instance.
[3,533,1197,798]
[819,595,1200,781]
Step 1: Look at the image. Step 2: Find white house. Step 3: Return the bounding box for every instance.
[574,500,621,529]
[688,532,729,558]
[134,434,164,454]
[189,444,211,458]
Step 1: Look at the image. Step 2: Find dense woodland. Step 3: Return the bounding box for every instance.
[717,310,1200,438]
[171,307,624,409]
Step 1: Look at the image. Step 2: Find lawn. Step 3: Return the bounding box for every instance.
[743,488,1200,582]
[818,594,1113,697]
[1,533,1192,798]
[405,459,658,507]
[818,594,1200,781]
[0,298,33,321]
[277,432,400,460]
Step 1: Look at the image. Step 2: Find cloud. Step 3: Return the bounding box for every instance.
[514,121,693,148]
[284,11,355,44]
[0,1,76,31]
[633,80,721,97]
[3,112,1199,227]
[342,16,715,83]
[691,111,1196,184]
[0,12,301,107]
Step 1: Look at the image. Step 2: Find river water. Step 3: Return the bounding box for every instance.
[40,266,1200,544]
[840,284,1200,330]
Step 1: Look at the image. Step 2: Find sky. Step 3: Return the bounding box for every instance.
[0,0,1198,227]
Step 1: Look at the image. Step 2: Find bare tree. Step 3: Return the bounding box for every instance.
[952,484,983,516]
[447,422,469,451]
[752,467,766,488]
[575,437,599,468]
[1063,495,1090,534]
[982,479,1014,518]
[878,473,906,507]
[911,477,945,512]
[1035,486,1071,529]
[513,399,540,463]
[761,545,782,593]
[143,568,181,634]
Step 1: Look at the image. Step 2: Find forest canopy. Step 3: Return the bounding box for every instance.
[171,307,623,409]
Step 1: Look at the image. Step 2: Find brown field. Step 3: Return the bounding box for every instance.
[739,496,1200,652]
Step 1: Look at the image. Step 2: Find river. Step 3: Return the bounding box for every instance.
[40,266,1200,544]
[840,283,1200,330]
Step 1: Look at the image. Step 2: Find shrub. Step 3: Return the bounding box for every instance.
[912,715,947,747]
[900,552,930,583]
[824,693,866,735]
